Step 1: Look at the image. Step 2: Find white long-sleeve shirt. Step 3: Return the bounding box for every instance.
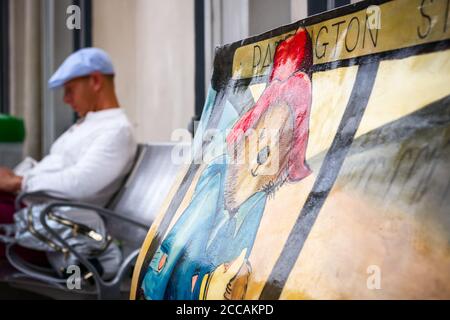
[20,108,137,206]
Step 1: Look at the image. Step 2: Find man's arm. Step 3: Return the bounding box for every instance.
[0,167,23,193]
[22,128,136,200]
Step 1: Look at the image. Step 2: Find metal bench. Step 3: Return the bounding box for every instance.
[0,143,183,299]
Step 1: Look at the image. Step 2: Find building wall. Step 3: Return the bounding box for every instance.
[204,0,307,94]
[291,0,308,21]
[249,0,291,36]
[92,0,312,143]
[9,0,43,159]
[92,0,195,143]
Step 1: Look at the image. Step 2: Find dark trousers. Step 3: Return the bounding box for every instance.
[0,191,17,224]
[0,191,48,265]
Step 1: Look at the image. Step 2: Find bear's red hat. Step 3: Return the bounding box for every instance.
[227,28,313,182]
[270,27,312,82]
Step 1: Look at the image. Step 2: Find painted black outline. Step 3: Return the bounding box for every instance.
[135,163,201,298]
[133,0,450,298]
[259,61,380,300]
[211,0,391,91]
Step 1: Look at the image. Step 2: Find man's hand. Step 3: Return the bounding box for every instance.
[0,167,23,193]
[0,167,14,177]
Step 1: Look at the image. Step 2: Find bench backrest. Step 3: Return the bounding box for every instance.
[106,143,183,247]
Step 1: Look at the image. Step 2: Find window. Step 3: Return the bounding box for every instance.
[308,0,351,16]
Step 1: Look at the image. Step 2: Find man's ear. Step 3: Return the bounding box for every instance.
[89,72,103,92]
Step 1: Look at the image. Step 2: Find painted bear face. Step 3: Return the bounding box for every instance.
[225,103,294,211]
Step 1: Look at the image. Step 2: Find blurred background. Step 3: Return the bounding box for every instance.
[0,0,361,163]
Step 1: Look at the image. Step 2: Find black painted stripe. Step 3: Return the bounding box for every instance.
[311,39,450,73]
[135,162,201,298]
[230,39,450,88]
[259,61,380,300]
[212,0,393,91]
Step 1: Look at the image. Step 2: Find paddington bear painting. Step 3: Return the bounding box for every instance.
[132,0,450,300]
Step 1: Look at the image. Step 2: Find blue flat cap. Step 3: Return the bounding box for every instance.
[48,47,115,89]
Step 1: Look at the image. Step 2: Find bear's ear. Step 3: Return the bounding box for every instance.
[270,28,312,82]
[226,104,257,147]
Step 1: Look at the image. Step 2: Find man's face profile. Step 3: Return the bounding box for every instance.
[63,74,99,117]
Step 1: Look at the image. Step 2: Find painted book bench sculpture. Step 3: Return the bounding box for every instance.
[132,0,450,300]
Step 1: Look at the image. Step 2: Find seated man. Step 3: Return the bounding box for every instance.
[0,47,137,229]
